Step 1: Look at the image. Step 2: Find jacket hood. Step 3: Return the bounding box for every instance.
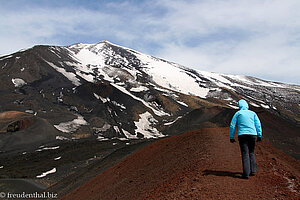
[238,99,249,110]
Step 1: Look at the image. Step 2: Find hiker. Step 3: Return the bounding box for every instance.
[229,99,262,179]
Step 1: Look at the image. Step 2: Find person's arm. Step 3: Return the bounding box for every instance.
[254,113,262,138]
[230,112,238,139]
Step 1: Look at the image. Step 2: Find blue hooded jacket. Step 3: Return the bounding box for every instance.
[230,100,262,139]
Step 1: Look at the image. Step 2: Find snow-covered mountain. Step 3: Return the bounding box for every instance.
[1,40,300,186]
[0,40,299,145]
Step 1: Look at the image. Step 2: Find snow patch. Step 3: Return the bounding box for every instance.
[227,104,239,109]
[177,100,188,107]
[130,86,149,92]
[225,75,286,89]
[0,55,13,60]
[75,70,94,82]
[122,129,138,139]
[54,156,61,160]
[154,86,174,94]
[249,102,260,107]
[36,168,56,178]
[36,146,60,152]
[97,136,110,141]
[113,126,120,134]
[164,116,183,126]
[198,71,232,85]
[111,101,126,109]
[118,137,128,141]
[93,123,111,133]
[223,97,233,101]
[261,104,270,109]
[57,91,63,102]
[25,110,34,114]
[50,48,62,58]
[56,136,70,141]
[60,61,95,82]
[54,115,88,133]
[112,83,170,116]
[45,60,81,86]
[134,112,165,138]
[71,44,105,66]
[12,78,26,87]
[133,52,210,98]
[103,66,135,81]
[1,63,7,69]
[94,93,110,103]
[93,123,111,140]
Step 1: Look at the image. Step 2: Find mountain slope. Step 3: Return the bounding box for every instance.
[0,40,299,188]
[62,128,300,200]
[0,40,299,142]
[47,104,299,198]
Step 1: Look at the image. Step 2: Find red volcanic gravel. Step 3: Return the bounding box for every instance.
[62,128,300,200]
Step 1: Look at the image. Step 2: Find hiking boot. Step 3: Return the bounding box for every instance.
[242,175,249,179]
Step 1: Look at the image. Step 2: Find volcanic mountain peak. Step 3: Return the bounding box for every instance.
[0,40,299,147]
[64,41,299,98]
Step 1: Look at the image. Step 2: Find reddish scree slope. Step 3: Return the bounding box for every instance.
[62,128,300,200]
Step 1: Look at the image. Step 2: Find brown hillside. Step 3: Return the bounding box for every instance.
[61,128,300,200]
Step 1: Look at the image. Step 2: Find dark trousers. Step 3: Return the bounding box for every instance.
[238,135,257,177]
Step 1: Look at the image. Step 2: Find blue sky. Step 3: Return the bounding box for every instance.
[1,0,300,84]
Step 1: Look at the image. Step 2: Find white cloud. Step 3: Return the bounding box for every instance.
[157,31,300,83]
[0,0,299,84]
[152,0,300,84]
[0,7,119,54]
